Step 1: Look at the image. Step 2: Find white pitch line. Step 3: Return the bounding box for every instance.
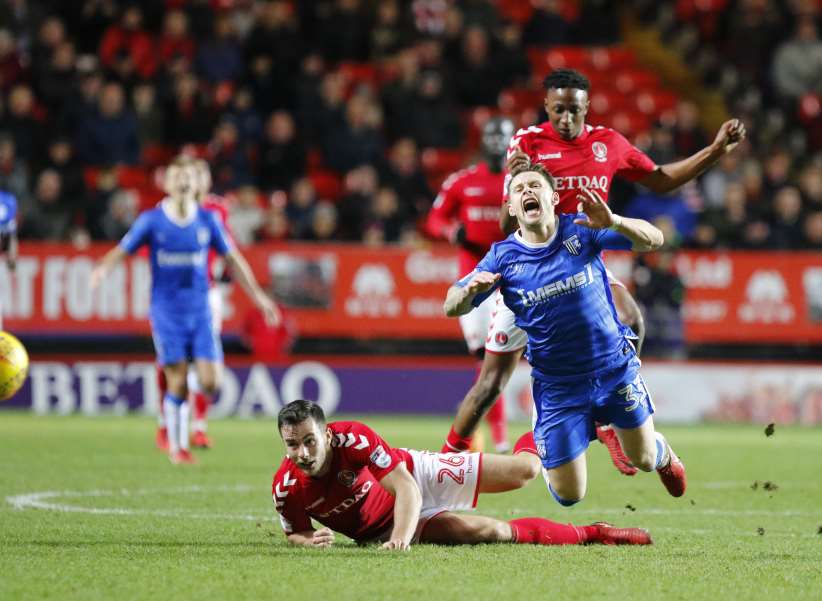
[5,484,269,522]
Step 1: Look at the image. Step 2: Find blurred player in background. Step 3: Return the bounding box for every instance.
[91,157,279,464]
[442,68,746,472]
[425,117,515,453]
[445,165,686,505]
[155,158,236,450]
[0,190,18,330]
[273,400,651,550]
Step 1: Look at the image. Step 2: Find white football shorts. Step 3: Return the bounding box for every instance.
[458,292,494,353]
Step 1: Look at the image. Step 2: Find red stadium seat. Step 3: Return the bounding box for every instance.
[307,148,324,169]
[497,0,534,24]
[421,148,466,178]
[609,111,652,138]
[588,90,632,117]
[308,168,342,202]
[614,70,662,95]
[141,144,175,167]
[527,47,590,79]
[83,167,100,190]
[117,166,150,189]
[498,87,544,114]
[589,47,636,71]
[635,90,679,116]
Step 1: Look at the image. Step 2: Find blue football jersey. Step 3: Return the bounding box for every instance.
[119,202,232,314]
[0,191,17,235]
[456,214,635,380]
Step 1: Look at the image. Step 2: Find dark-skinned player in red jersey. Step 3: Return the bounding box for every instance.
[272,400,651,550]
[441,68,745,485]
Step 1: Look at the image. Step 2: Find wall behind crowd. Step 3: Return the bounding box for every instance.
[0,0,820,251]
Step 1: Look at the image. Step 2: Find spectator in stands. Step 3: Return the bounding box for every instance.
[258,203,291,242]
[799,162,822,211]
[208,118,252,192]
[381,46,423,141]
[370,0,414,60]
[0,29,25,93]
[226,87,263,145]
[65,0,118,55]
[85,165,120,240]
[575,0,620,45]
[158,9,196,65]
[195,13,242,84]
[1,84,41,161]
[771,16,822,100]
[523,0,572,47]
[719,0,785,92]
[286,177,319,239]
[257,110,306,193]
[58,65,103,138]
[365,186,405,244]
[246,1,304,83]
[495,21,531,89]
[317,0,371,62]
[702,152,742,209]
[34,40,77,119]
[337,164,379,241]
[453,26,505,107]
[40,137,85,204]
[229,185,265,245]
[762,148,793,198]
[672,101,709,158]
[0,134,29,208]
[803,211,822,249]
[322,93,384,173]
[305,202,339,242]
[100,188,138,241]
[768,186,805,249]
[410,70,463,148]
[31,16,66,72]
[132,83,164,148]
[99,5,156,81]
[380,137,432,220]
[20,169,71,240]
[75,81,139,165]
[165,72,212,146]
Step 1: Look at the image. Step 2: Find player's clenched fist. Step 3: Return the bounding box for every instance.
[466,271,501,295]
[380,538,410,551]
[311,527,335,548]
[712,118,746,154]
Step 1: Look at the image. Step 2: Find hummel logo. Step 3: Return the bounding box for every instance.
[538,153,562,160]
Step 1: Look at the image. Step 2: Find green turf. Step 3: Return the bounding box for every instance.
[1,413,820,601]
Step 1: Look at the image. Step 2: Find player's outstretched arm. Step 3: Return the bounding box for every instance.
[575,187,663,251]
[378,464,422,551]
[287,527,336,548]
[639,118,746,194]
[444,272,501,317]
[225,249,282,326]
[90,246,128,290]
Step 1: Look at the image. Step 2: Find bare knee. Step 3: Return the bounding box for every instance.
[628,449,656,472]
[469,520,511,544]
[549,480,586,505]
[514,455,541,485]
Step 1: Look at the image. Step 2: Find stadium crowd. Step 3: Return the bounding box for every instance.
[0,0,819,250]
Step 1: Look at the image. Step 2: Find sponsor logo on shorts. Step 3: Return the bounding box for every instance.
[617,376,647,412]
[370,445,392,469]
[535,440,547,459]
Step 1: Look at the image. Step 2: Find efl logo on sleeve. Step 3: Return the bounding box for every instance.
[369,445,392,469]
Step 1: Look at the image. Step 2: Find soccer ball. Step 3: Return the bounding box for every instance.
[0,331,28,401]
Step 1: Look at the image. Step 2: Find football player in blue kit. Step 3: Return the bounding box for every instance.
[444,163,686,506]
[0,190,18,330]
[91,158,279,463]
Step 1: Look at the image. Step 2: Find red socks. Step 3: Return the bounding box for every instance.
[193,391,210,422]
[509,518,598,545]
[442,426,473,453]
[513,431,538,456]
[485,396,508,451]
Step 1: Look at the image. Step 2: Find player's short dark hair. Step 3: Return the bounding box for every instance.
[543,69,590,92]
[277,400,326,432]
[507,163,556,194]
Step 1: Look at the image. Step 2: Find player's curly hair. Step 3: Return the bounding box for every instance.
[278,400,327,431]
[507,163,557,194]
[543,69,590,92]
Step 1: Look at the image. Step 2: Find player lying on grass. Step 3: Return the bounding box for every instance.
[444,164,686,507]
[273,400,651,550]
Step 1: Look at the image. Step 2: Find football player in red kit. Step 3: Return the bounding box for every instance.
[425,117,515,453]
[441,69,745,476]
[273,400,651,549]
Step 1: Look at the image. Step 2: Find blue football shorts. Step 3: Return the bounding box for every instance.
[150,307,223,366]
[531,355,654,470]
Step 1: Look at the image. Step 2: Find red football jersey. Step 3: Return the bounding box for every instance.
[504,122,657,214]
[272,421,413,542]
[201,193,233,284]
[425,162,506,275]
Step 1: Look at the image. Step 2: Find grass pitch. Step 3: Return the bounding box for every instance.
[1,413,821,601]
